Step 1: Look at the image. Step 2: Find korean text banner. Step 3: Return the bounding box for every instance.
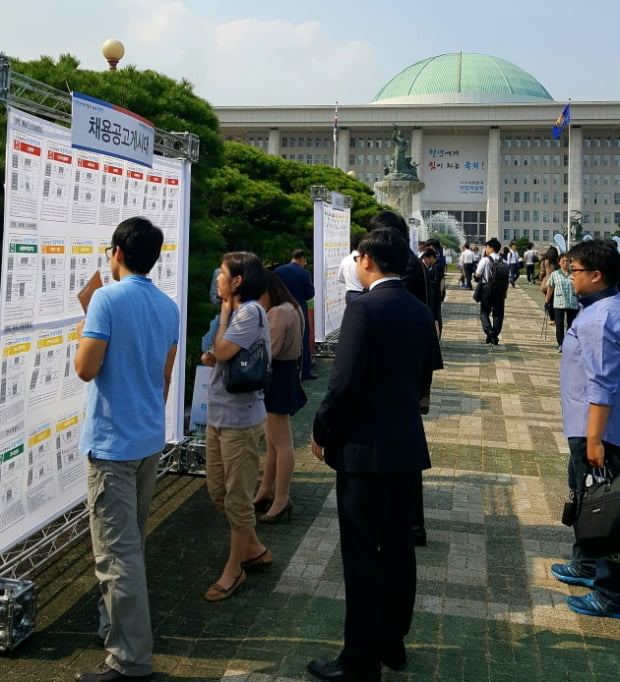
[71,92,154,167]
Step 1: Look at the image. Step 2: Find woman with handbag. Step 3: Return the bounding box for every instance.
[253,270,308,523]
[539,246,559,324]
[200,251,272,601]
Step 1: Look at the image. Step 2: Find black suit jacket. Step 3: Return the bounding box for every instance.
[275,262,315,312]
[313,279,436,475]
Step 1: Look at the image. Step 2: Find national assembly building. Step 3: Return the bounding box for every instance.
[213,52,620,246]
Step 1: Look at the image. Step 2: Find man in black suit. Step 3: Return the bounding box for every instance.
[275,249,316,379]
[308,229,436,682]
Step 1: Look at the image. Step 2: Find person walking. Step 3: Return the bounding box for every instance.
[545,253,579,351]
[307,228,436,681]
[74,217,180,682]
[474,238,509,345]
[523,242,538,283]
[507,242,521,287]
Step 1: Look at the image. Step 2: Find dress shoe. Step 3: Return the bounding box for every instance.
[75,662,153,681]
[204,569,246,602]
[411,526,427,547]
[258,500,293,524]
[381,640,407,671]
[307,658,380,682]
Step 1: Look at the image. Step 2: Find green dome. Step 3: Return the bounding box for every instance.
[371,53,553,105]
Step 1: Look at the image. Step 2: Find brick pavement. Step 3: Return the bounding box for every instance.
[3,273,620,682]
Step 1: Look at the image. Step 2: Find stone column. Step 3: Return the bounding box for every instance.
[486,127,501,240]
[336,128,350,172]
[409,128,424,179]
[568,126,583,226]
[268,128,280,156]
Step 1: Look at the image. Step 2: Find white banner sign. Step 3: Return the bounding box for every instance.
[71,91,154,167]
[422,135,488,203]
[0,106,189,554]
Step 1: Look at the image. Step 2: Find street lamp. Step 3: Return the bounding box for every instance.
[101,39,125,71]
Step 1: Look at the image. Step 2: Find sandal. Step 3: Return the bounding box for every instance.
[204,569,246,602]
[241,548,273,568]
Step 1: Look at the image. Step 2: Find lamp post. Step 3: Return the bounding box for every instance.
[101,40,125,71]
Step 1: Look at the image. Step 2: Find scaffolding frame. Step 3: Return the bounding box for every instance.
[0,55,201,580]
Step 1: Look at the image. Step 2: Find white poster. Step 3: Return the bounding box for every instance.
[0,106,190,553]
[312,196,350,341]
[423,135,488,203]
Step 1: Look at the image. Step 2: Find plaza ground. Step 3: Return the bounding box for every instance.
[3,273,619,682]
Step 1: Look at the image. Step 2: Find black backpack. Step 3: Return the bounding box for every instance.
[488,258,510,293]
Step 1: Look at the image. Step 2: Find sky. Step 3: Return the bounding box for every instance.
[2,0,619,107]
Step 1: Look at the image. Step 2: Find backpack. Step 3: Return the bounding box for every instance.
[488,258,510,293]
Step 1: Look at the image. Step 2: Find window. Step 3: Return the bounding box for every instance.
[522,174,530,185]
[523,155,530,166]
[523,210,530,222]
[542,230,550,241]
[504,174,511,185]
[503,191,511,203]
[514,138,522,148]
[543,174,550,185]
[543,210,550,223]
[534,211,540,222]
[614,193,620,204]
[504,137,512,148]
[504,210,511,222]
[553,192,560,205]
[504,155,512,166]
[282,137,288,148]
[533,192,540,203]
[553,211,560,223]
[514,192,521,203]
[553,174,560,185]
[523,191,530,203]
[503,228,511,241]
[533,174,540,185]
[533,229,540,241]
[513,210,521,222]
[543,192,550,204]
[543,155,550,167]
[514,155,521,166]
[553,155,561,167]
[533,155,540,166]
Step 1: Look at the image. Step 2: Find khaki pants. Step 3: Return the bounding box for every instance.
[87,452,160,677]
[206,422,265,531]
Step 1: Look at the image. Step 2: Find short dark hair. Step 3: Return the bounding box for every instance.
[112,217,163,274]
[368,210,408,240]
[357,228,409,275]
[485,238,501,253]
[264,269,300,310]
[568,239,620,287]
[421,249,437,260]
[350,233,363,250]
[291,249,306,260]
[222,251,265,301]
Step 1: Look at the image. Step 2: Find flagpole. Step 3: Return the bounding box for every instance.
[332,101,339,169]
[566,99,572,251]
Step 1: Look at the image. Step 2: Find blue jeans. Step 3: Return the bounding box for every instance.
[567,437,620,607]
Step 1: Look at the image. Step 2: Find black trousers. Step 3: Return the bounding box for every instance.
[336,470,417,668]
[479,286,505,338]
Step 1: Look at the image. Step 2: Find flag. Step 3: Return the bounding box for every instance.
[552,103,570,139]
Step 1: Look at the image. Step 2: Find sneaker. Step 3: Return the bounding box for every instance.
[567,592,620,619]
[550,562,595,587]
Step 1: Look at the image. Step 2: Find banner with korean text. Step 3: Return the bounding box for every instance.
[312,194,350,340]
[0,106,190,553]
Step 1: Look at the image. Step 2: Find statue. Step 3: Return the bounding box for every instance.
[384,124,420,182]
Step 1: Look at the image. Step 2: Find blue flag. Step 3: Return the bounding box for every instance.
[552,104,570,139]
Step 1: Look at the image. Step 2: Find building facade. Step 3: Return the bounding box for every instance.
[214,53,620,245]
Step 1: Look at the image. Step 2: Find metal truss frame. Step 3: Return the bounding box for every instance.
[0,54,200,162]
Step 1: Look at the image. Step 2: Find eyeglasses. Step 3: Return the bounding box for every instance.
[105,246,116,262]
[570,268,593,274]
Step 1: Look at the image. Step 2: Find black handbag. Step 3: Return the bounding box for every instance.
[562,467,620,558]
[473,281,484,302]
[223,307,272,394]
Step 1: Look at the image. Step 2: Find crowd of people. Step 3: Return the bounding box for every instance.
[72,211,620,682]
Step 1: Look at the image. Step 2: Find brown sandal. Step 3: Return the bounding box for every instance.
[204,569,246,602]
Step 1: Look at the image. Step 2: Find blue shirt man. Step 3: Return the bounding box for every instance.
[75,217,179,682]
[551,238,620,620]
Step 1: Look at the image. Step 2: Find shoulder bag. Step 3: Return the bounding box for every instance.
[223,304,272,394]
[562,466,620,558]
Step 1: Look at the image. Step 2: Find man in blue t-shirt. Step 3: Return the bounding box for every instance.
[75,217,179,682]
